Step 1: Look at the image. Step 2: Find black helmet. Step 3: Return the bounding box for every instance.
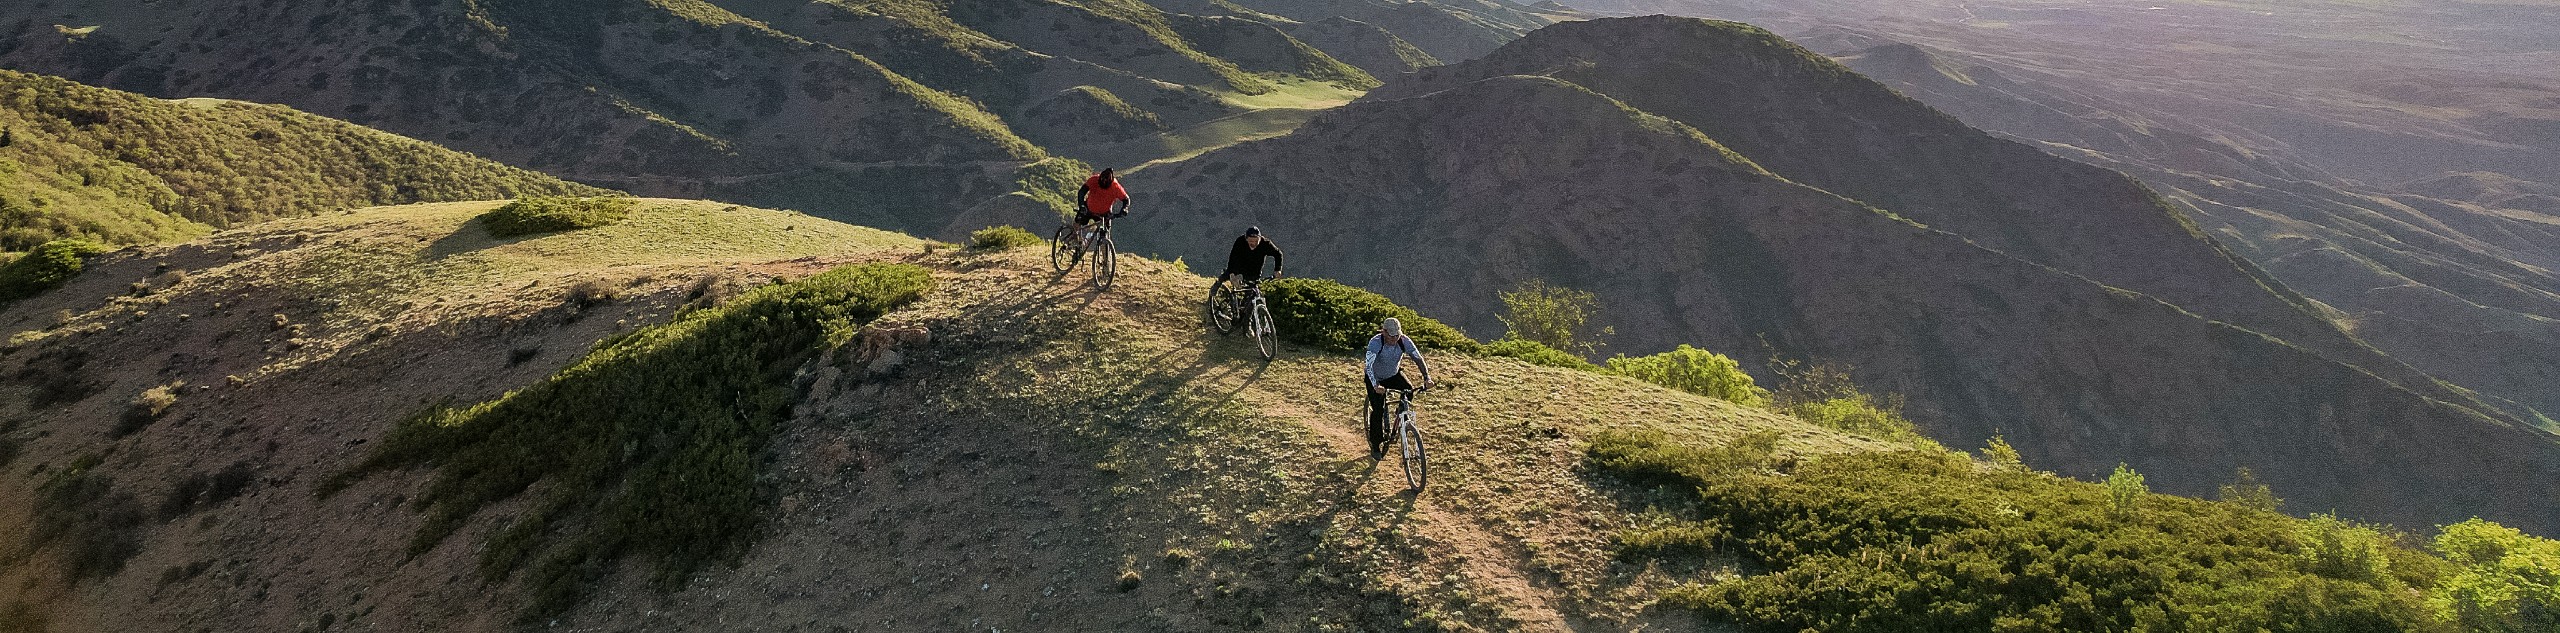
[1244,226,1262,236]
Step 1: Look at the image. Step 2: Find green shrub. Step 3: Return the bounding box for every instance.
[1261,278,1477,353]
[1980,434,2024,470]
[2298,513,2396,585]
[1605,345,1768,406]
[328,263,932,619]
[481,196,637,238]
[1496,279,1611,357]
[1589,438,2437,631]
[2219,467,2284,512]
[2108,462,2149,516]
[1483,337,1598,371]
[2428,518,2560,631]
[968,225,1042,250]
[1787,394,1933,446]
[0,238,107,302]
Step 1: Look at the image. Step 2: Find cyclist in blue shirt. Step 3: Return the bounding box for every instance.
[1364,317,1433,454]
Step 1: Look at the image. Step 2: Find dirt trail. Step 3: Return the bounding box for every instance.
[1285,398,1579,632]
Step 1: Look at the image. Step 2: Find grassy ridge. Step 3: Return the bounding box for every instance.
[0,70,609,250]
[326,263,932,618]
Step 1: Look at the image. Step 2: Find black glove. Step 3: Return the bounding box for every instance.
[1110,210,1128,219]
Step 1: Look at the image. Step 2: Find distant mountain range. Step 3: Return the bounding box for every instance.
[1119,16,2560,533]
[1557,0,2560,428]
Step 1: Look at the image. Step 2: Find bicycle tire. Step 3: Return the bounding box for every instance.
[1049,227,1075,272]
[1094,238,1117,289]
[1209,282,1238,333]
[1399,412,1427,490]
[1252,301,1276,359]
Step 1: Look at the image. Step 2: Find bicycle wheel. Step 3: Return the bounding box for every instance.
[1093,238,1118,289]
[1398,412,1427,490]
[1252,301,1277,359]
[1049,227,1076,272]
[1208,282,1238,333]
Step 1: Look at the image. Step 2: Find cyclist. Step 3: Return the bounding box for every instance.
[1364,317,1433,454]
[1218,226,1284,313]
[1068,168,1130,247]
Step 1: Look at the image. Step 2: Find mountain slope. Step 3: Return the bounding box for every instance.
[1356,17,2457,401]
[0,69,607,251]
[1802,30,2560,426]
[1116,27,2560,534]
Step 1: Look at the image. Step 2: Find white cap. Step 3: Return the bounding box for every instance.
[1381,317,1404,337]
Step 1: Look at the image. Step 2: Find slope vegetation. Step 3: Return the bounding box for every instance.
[0,69,606,251]
[1117,18,2560,535]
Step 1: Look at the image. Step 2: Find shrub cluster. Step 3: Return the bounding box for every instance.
[1261,278,1477,353]
[968,225,1043,250]
[0,238,105,303]
[1604,345,1767,407]
[328,263,932,619]
[1589,433,2446,631]
[1483,337,1598,370]
[480,196,637,238]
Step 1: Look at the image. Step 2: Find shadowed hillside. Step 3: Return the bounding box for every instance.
[1114,17,2560,535]
[0,70,607,251]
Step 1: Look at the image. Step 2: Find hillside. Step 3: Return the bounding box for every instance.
[0,0,1549,236]
[0,69,607,252]
[6,201,2549,631]
[1574,0,2560,427]
[1112,18,2560,535]
[1796,29,2560,427]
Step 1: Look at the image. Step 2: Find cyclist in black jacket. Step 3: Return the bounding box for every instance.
[1220,226,1284,286]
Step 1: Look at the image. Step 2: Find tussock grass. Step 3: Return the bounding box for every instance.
[325,263,933,619]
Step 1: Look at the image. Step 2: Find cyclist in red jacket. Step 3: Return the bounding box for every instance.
[1068,168,1129,247]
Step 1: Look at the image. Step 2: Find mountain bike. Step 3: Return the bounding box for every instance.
[1207,277,1278,359]
[1049,214,1118,289]
[1371,386,1428,490]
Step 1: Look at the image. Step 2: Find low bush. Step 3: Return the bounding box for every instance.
[327,263,932,619]
[1261,278,1477,353]
[1605,345,1767,406]
[481,197,636,238]
[111,381,184,438]
[1482,337,1596,370]
[2429,518,2560,630]
[30,454,148,581]
[0,239,107,303]
[1784,393,1934,447]
[968,225,1042,250]
[1588,436,2440,631]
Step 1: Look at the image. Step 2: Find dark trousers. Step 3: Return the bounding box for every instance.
[1366,373,1415,445]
